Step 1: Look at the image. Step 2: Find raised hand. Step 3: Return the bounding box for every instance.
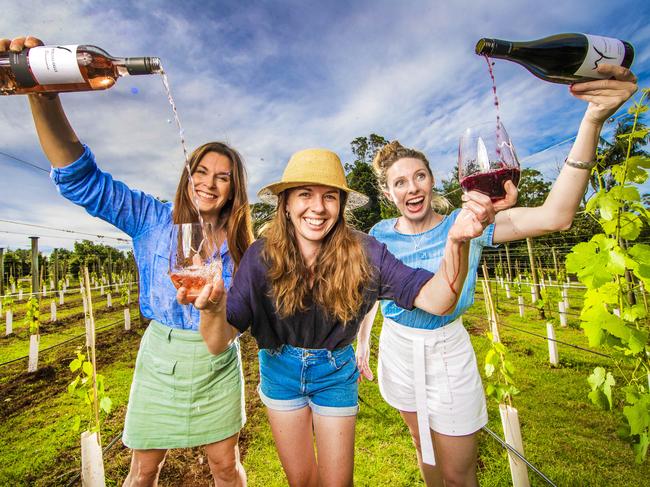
[0,35,43,53]
[570,64,638,125]
[448,190,493,242]
[176,278,226,313]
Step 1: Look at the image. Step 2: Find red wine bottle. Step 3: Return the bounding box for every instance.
[475,33,634,84]
[0,44,162,95]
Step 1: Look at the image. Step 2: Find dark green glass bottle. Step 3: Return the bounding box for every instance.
[475,33,634,84]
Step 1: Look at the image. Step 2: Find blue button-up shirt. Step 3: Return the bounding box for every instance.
[50,145,233,331]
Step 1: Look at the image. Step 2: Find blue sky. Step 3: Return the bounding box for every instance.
[1,0,649,252]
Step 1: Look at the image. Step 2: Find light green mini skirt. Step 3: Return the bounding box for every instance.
[122,320,246,449]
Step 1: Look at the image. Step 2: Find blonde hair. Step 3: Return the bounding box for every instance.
[172,142,253,269]
[372,140,452,213]
[261,190,374,324]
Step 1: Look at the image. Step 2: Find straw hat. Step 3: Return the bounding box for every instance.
[257,148,369,209]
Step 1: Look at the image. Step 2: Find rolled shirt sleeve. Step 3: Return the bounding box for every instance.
[50,144,168,238]
[371,236,434,311]
[225,244,257,333]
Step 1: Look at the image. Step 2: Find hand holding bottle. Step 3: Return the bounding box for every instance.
[570,64,638,126]
[0,35,43,52]
[0,35,161,95]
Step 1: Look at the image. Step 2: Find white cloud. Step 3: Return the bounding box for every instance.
[1,0,648,252]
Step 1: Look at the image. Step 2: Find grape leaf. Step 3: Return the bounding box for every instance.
[71,415,81,433]
[82,361,93,377]
[623,393,650,436]
[69,359,82,372]
[100,396,113,414]
[588,367,615,409]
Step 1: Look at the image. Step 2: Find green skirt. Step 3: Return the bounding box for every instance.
[122,320,245,449]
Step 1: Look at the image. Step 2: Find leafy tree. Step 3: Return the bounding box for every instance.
[592,114,649,191]
[517,168,552,207]
[250,202,275,237]
[68,241,129,277]
[438,165,463,210]
[345,134,389,232]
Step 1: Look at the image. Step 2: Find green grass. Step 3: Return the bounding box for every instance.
[0,321,141,486]
[240,282,649,486]
[0,278,648,485]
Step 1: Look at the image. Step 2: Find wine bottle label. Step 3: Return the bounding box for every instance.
[574,35,625,78]
[27,45,84,85]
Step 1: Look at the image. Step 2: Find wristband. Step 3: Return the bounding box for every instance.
[565,157,597,170]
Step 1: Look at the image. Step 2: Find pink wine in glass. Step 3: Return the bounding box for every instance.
[460,167,520,201]
[169,262,220,303]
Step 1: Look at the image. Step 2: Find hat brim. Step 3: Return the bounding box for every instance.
[257,181,369,210]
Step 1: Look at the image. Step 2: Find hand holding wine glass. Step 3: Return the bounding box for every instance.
[169,222,223,305]
[176,277,226,313]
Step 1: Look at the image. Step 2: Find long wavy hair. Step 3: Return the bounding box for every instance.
[261,190,373,323]
[172,142,253,269]
[372,140,452,213]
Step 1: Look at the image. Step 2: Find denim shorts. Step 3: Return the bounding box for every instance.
[258,344,360,417]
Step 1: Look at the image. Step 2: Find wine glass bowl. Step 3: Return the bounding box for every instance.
[458,120,520,201]
[168,222,222,303]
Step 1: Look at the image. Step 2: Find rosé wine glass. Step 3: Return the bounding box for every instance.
[168,222,222,304]
[458,120,520,201]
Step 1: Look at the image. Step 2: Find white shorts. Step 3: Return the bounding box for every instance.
[378,317,488,438]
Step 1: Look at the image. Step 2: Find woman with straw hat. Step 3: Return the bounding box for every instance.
[181,147,498,486]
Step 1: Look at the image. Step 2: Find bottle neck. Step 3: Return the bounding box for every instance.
[475,38,513,58]
[119,57,163,75]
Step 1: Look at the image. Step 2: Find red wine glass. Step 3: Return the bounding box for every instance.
[458,120,520,201]
[168,222,222,304]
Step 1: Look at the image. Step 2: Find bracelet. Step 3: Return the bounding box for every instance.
[565,157,597,170]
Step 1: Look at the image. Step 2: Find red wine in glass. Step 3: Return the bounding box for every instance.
[460,167,520,201]
[458,120,520,202]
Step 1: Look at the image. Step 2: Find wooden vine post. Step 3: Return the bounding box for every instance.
[482,298,528,486]
[526,237,545,319]
[79,267,107,486]
[551,247,559,283]
[481,265,500,343]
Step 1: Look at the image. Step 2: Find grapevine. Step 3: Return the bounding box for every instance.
[566,88,650,463]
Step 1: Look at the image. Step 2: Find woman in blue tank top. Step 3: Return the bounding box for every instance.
[356,64,638,486]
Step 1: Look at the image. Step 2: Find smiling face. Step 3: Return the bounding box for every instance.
[285,185,342,258]
[385,157,435,224]
[187,151,233,222]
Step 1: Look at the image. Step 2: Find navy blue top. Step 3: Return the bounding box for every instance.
[226,233,433,350]
[50,145,234,331]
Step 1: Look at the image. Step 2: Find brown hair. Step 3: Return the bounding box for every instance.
[172,142,253,269]
[261,190,373,323]
[372,140,451,213]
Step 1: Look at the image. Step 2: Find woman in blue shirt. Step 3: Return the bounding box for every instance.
[8,35,254,487]
[356,64,638,486]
